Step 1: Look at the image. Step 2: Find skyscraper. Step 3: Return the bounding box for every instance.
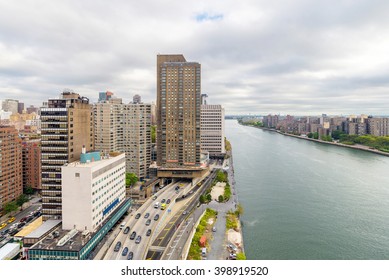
[0,126,22,209]
[201,104,225,156]
[156,54,205,178]
[40,91,94,220]
[93,93,151,180]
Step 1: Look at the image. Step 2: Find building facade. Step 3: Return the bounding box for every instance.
[93,94,151,180]
[61,152,126,232]
[0,126,23,209]
[22,139,41,190]
[156,54,202,172]
[200,104,225,156]
[1,99,19,114]
[40,91,94,220]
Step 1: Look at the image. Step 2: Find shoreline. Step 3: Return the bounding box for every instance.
[241,123,389,158]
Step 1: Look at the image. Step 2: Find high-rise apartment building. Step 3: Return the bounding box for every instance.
[123,103,151,180]
[22,139,41,190]
[156,54,204,178]
[0,126,22,209]
[40,91,94,220]
[93,93,151,180]
[201,104,225,156]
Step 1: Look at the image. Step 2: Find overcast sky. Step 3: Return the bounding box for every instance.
[1,0,389,115]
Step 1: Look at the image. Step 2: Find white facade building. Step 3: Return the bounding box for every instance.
[200,104,226,156]
[61,152,126,232]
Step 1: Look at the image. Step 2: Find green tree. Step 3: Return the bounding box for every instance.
[4,201,18,213]
[313,132,319,139]
[199,195,206,204]
[307,132,313,138]
[235,203,244,217]
[218,195,224,203]
[24,186,34,195]
[236,252,247,260]
[151,125,156,143]
[16,194,29,206]
[331,130,344,140]
[125,173,138,187]
[206,193,212,202]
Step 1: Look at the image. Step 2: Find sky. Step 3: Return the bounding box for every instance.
[1,0,389,116]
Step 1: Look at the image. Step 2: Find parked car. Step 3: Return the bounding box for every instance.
[130,231,136,240]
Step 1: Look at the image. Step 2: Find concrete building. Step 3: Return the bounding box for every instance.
[61,151,126,232]
[93,93,151,180]
[18,102,25,114]
[123,103,151,180]
[26,105,39,114]
[263,114,279,128]
[201,104,225,157]
[0,126,23,209]
[1,99,19,114]
[367,117,389,136]
[40,91,94,220]
[156,54,205,178]
[22,139,41,190]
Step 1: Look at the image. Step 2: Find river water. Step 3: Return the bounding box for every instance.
[226,120,389,259]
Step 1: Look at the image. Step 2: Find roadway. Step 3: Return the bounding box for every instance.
[102,180,187,260]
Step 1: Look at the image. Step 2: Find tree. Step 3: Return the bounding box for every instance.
[125,173,138,187]
[24,186,34,195]
[235,203,244,217]
[199,195,206,204]
[307,132,313,138]
[16,194,29,207]
[236,252,247,260]
[151,125,156,143]
[206,193,212,202]
[4,201,18,213]
[218,195,224,203]
[331,130,344,140]
[313,132,319,139]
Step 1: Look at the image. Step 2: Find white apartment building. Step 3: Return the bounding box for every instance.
[200,104,225,156]
[61,151,126,232]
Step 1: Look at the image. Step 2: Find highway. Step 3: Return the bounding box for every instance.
[102,180,187,260]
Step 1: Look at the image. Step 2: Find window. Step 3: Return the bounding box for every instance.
[75,173,80,178]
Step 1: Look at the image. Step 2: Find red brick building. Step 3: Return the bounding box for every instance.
[22,139,41,190]
[0,126,23,209]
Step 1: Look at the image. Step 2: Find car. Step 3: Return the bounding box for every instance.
[166,199,171,204]
[182,211,187,215]
[144,213,150,219]
[189,190,194,194]
[135,213,141,219]
[8,228,18,236]
[146,229,151,236]
[26,216,34,223]
[135,235,142,244]
[7,217,15,223]
[114,241,121,252]
[130,231,136,240]
[17,222,26,228]
[1,228,10,235]
[152,196,157,200]
[175,186,179,191]
[0,223,7,230]
[154,214,159,221]
[122,247,129,256]
[20,217,28,223]
[123,226,130,234]
[161,199,166,204]
[229,253,237,260]
[145,219,151,226]
[127,251,134,260]
[212,227,217,232]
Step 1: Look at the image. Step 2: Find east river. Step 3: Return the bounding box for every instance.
[226,120,389,259]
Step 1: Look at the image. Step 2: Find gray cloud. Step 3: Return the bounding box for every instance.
[1,0,389,115]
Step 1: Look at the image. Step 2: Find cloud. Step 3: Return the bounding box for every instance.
[1,0,389,115]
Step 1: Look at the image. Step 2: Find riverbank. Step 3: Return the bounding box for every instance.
[241,123,389,158]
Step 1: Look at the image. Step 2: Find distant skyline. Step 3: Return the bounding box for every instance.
[1,1,389,115]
